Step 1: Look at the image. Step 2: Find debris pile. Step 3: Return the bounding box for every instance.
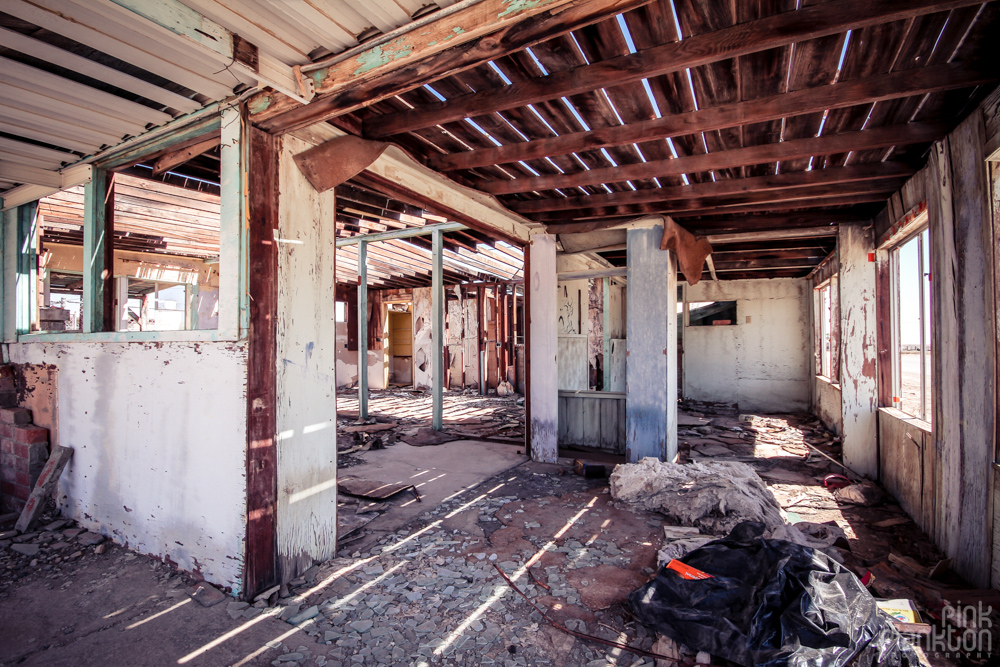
[609,458,786,534]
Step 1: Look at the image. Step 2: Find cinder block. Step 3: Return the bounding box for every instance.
[0,408,31,425]
[12,425,47,445]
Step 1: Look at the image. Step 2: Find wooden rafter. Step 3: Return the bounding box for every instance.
[361,0,984,139]
[428,62,993,172]
[252,0,656,133]
[480,122,946,195]
[510,163,914,214]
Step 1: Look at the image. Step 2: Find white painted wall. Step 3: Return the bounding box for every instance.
[275,135,339,581]
[813,378,843,435]
[684,278,811,413]
[6,341,248,592]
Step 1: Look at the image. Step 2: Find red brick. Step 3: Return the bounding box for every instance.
[27,443,48,466]
[12,441,28,460]
[0,480,29,501]
[11,425,47,445]
[1,465,17,484]
[0,450,16,469]
[0,408,31,425]
[0,437,12,454]
[0,423,12,439]
[0,391,14,409]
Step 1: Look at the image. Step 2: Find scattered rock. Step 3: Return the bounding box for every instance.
[77,532,105,546]
[189,582,227,607]
[10,543,39,557]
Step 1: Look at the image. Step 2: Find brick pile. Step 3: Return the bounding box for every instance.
[1,407,50,514]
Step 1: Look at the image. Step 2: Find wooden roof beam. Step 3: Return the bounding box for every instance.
[512,163,913,214]
[482,122,945,195]
[362,0,985,139]
[428,62,993,172]
[253,0,656,133]
[531,177,906,222]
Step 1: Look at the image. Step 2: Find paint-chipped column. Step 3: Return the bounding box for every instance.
[838,223,877,478]
[528,231,558,462]
[432,229,444,430]
[626,222,677,462]
[358,240,369,420]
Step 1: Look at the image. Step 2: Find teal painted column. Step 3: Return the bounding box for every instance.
[15,202,38,336]
[625,223,677,462]
[432,229,443,431]
[358,239,369,420]
[82,169,111,333]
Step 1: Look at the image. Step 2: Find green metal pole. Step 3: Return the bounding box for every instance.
[432,229,443,431]
[358,239,369,420]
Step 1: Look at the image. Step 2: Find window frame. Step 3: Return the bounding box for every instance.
[6,105,246,344]
[879,205,931,422]
[813,277,840,384]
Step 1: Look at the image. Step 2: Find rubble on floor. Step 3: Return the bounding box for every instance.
[609,458,785,534]
[336,389,525,458]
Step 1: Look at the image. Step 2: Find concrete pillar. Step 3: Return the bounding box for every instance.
[626,223,677,462]
[432,229,444,431]
[528,232,558,462]
[838,223,878,478]
[358,240,368,420]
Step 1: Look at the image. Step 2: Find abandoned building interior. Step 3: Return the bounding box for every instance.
[2,0,1000,664]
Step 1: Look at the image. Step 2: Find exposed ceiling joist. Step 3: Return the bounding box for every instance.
[428,62,994,172]
[361,0,983,138]
[151,136,221,176]
[511,163,914,214]
[480,122,946,195]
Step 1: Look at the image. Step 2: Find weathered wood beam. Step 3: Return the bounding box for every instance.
[151,135,220,176]
[429,63,992,171]
[483,122,945,195]
[254,0,655,134]
[516,164,912,214]
[362,0,984,139]
[702,227,841,243]
[708,268,811,280]
[713,256,823,270]
[532,177,906,222]
[548,212,855,235]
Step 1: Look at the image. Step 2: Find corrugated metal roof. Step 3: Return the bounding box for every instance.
[0,0,458,205]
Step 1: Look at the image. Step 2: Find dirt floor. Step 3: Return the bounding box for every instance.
[1,400,996,666]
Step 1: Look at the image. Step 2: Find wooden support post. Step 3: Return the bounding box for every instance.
[432,229,444,430]
[245,126,279,599]
[528,232,558,462]
[626,223,677,462]
[602,277,611,391]
[358,240,369,420]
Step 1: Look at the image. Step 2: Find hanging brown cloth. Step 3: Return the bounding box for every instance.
[660,216,713,285]
[293,135,389,193]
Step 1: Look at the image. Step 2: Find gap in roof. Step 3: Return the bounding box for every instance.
[948,3,984,62]
[833,31,852,83]
[561,97,591,131]
[462,118,502,147]
[525,47,549,76]
[487,61,513,86]
[423,84,447,101]
[494,112,530,142]
[568,32,590,65]
[616,14,638,54]
[527,104,560,136]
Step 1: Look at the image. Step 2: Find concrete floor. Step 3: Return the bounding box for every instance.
[339,439,526,554]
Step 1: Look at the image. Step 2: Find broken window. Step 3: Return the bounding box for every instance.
[890,227,932,422]
[35,194,84,332]
[688,301,737,326]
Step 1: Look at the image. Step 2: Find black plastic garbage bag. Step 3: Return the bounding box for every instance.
[627,522,919,667]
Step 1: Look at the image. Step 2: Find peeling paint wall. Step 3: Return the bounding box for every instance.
[6,341,248,592]
[275,135,339,582]
[838,224,878,478]
[412,287,432,390]
[684,278,811,413]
